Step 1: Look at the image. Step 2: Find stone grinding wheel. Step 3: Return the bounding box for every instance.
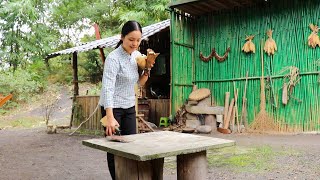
[188,88,211,101]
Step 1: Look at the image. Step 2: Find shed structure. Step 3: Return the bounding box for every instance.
[169,0,320,132]
[46,20,171,130]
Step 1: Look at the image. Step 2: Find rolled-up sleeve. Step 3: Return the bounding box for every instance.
[101,56,119,108]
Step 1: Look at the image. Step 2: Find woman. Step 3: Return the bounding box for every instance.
[99,20,152,180]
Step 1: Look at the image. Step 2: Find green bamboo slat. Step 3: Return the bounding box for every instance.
[171,0,320,131]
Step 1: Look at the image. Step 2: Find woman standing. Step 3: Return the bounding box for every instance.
[99,20,152,180]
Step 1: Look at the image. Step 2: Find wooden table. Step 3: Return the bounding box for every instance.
[83,131,235,180]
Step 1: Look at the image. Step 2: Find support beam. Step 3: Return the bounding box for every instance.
[115,155,164,180]
[72,52,79,96]
[93,23,106,64]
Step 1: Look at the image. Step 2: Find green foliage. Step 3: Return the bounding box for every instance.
[86,82,102,95]
[0,69,45,102]
[27,60,50,83]
[79,50,103,83]
[0,0,59,70]
[47,55,74,84]
[50,0,170,37]
[0,0,170,62]
[1,0,170,84]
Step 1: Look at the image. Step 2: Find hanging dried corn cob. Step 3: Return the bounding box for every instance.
[242,35,255,53]
[264,29,277,56]
[308,24,320,48]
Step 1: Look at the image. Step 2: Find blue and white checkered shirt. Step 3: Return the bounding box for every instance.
[99,45,140,109]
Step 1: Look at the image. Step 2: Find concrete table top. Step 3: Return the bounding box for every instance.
[83,131,235,161]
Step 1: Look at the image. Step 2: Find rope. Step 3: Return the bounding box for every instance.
[69,104,99,136]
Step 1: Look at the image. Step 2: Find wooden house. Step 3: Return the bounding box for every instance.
[168,0,320,132]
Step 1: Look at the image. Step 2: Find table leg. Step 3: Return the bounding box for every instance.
[177,150,207,180]
[115,155,164,180]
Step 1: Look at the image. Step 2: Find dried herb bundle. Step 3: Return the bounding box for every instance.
[264,30,277,56]
[242,35,256,53]
[308,24,320,48]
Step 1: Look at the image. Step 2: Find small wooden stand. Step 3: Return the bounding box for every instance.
[83,131,235,180]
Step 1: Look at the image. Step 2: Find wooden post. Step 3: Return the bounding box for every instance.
[135,84,139,133]
[152,158,164,180]
[70,52,79,127]
[93,23,106,64]
[72,52,79,96]
[223,92,230,127]
[224,98,234,129]
[115,155,164,180]
[177,151,207,180]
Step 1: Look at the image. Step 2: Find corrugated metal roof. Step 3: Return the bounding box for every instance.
[169,0,261,16]
[46,19,170,59]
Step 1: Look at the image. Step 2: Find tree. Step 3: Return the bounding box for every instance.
[0,0,59,71]
[0,0,170,71]
[50,0,170,37]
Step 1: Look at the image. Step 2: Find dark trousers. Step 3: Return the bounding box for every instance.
[101,106,136,180]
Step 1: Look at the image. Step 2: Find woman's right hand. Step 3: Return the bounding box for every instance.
[105,116,120,136]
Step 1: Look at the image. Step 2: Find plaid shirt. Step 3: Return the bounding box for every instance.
[99,45,140,109]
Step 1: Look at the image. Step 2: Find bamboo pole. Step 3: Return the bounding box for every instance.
[224,98,234,129]
[223,92,230,127]
[241,71,249,129]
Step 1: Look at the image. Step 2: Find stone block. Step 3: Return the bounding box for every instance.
[205,115,217,133]
[187,100,198,105]
[216,115,223,123]
[186,119,201,129]
[185,105,224,115]
[185,113,198,120]
[197,97,211,106]
[196,125,212,134]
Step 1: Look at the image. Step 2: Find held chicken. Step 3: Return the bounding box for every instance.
[136,48,160,70]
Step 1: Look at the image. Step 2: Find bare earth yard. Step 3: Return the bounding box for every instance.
[1,127,319,180]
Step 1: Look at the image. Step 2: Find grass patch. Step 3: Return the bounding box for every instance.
[207,145,275,172]
[277,146,301,156]
[0,117,44,129]
[65,128,105,136]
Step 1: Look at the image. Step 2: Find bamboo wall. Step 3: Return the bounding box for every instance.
[170,12,195,112]
[171,0,320,131]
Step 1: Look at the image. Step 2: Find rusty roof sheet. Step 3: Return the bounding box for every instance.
[169,0,261,16]
[47,19,170,59]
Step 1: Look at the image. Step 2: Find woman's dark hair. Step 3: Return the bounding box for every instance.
[115,20,142,48]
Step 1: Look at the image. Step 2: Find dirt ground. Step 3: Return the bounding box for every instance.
[1,85,319,180]
[1,127,319,180]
